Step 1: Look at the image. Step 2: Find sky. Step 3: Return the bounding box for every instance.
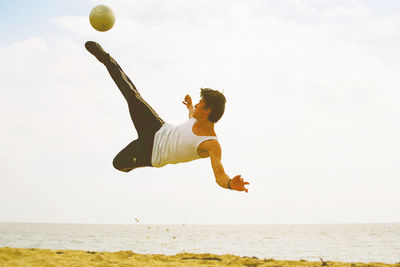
[1,0,399,225]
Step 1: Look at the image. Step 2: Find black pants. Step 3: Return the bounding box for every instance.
[101,54,164,172]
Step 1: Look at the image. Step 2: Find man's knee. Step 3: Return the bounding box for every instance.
[112,156,133,173]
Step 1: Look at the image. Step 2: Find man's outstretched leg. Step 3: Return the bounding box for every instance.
[85,41,164,139]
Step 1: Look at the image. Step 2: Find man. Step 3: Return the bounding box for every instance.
[85,41,249,192]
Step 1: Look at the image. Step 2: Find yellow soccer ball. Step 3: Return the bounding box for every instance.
[89,5,115,32]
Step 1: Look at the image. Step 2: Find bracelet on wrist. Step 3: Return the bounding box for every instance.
[227,179,233,190]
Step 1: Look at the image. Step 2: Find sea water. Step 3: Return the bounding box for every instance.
[0,223,399,263]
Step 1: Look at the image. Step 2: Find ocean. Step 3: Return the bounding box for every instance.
[0,223,399,263]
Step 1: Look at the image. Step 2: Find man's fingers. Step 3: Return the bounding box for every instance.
[243,183,249,193]
[243,182,250,185]
[184,95,192,104]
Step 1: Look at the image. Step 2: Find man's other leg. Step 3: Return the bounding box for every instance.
[112,139,152,172]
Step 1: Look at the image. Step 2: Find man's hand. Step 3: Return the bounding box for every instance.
[230,175,250,193]
[182,94,194,118]
[182,94,193,109]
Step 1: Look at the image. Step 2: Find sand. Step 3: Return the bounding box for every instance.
[1,247,399,267]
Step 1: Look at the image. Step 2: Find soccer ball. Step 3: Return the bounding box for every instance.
[89,5,115,32]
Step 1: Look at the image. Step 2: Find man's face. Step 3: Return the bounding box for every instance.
[193,99,210,120]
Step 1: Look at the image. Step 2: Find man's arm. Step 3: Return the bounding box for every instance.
[182,94,194,118]
[200,140,249,192]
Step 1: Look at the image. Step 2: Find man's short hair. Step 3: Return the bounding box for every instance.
[200,88,226,123]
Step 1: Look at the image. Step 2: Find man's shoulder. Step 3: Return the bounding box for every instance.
[198,138,220,152]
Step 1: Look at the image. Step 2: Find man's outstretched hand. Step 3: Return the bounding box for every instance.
[231,175,250,193]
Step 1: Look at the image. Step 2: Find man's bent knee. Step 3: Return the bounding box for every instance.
[112,157,133,173]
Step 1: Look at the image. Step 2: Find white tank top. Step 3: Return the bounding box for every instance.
[151,118,218,167]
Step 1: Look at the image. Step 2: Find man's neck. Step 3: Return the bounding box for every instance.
[193,118,216,136]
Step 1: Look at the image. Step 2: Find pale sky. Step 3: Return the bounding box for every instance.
[1,0,399,225]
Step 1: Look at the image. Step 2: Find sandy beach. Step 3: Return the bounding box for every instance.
[0,247,398,267]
